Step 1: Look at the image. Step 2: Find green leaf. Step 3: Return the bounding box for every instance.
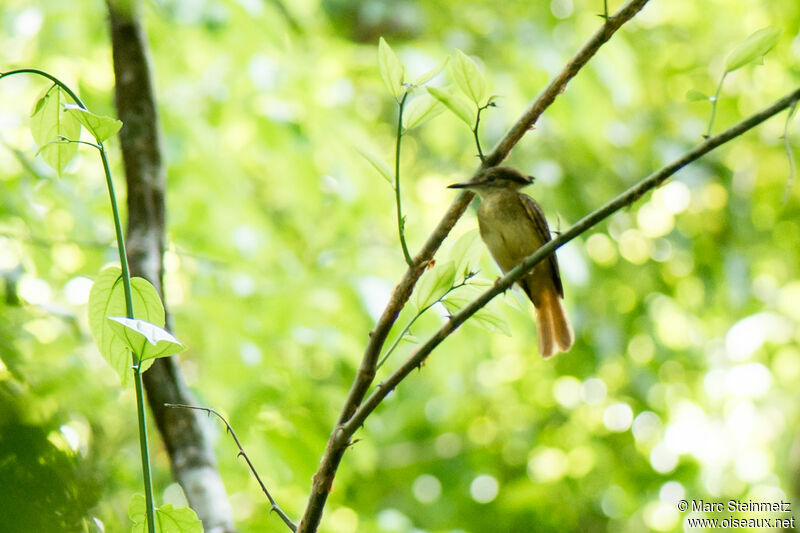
[447,229,482,278]
[450,49,488,105]
[378,37,405,100]
[30,88,49,117]
[442,289,512,336]
[356,147,393,186]
[428,86,476,127]
[724,27,781,73]
[64,104,122,143]
[87,267,166,386]
[30,86,81,177]
[686,89,710,102]
[415,260,457,309]
[403,93,445,130]
[129,494,203,533]
[107,316,186,362]
[411,57,450,86]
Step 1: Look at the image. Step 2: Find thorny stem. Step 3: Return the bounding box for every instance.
[165,404,298,532]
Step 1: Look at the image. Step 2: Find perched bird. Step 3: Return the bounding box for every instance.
[448,166,573,358]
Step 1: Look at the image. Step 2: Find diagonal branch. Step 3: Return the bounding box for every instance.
[340,86,800,438]
[296,1,650,531]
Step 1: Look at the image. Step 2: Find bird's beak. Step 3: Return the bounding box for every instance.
[447,181,470,189]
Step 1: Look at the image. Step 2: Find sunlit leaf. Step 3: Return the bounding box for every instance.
[411,57,450,86]
[415,260,457,309]
[428,86,476,127]
[30,86,81,177]
[129,494,203,533]
[450,49,488,105]
[30,89,48,117]
[87,267,166,386]
[64,104,122,143]
[378,37,405,100]
[442,289,511,336]
[356,147,394,185]
[447,229,482,278]
[107,316,186,362]
[725,27,781,73]
[403,93,445,130]
[686,89,710,102]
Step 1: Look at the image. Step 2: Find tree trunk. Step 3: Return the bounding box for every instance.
[106,2,236,531]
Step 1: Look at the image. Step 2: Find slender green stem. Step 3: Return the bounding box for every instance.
[0,68,84,107]
[395,92,413,267]
[377,273,477,369]
[473,102,494,163]
[101,143,156,533]
[783,99,798,204]
[98,146,135,322]
[473,113,485,162]
[0,68,155,533]
[377,310,422,370]
[706,71,727,138]
[604,0,609,19]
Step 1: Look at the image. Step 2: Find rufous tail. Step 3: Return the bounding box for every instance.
[534,289,574,358]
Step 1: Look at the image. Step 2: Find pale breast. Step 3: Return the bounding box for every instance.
[477,192,546,274]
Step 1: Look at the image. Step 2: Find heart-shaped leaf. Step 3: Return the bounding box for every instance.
[30,86,81,177]
[88,267,166,386]
[64,104,123,143]
[129,494,203,533]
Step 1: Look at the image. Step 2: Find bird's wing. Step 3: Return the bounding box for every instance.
[519,194,564,298]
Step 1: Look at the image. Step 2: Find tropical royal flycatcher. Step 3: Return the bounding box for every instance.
[448,166,574,358]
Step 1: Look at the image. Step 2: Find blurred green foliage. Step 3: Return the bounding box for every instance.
[1,0,800,532]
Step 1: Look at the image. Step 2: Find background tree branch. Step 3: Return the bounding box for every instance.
[297,0,650,530]
[106,1,236,531]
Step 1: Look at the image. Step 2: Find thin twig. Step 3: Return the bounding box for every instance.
[376,272,478,369]
[706,71,728,138]
[340,85,800,440]
[165,403,298,532]
[473,102,495,162]
[296,2,650,531]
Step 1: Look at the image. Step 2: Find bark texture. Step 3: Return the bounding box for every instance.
[107,2,236,531]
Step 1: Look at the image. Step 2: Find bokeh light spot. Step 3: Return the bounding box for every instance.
[470,474,499,503]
